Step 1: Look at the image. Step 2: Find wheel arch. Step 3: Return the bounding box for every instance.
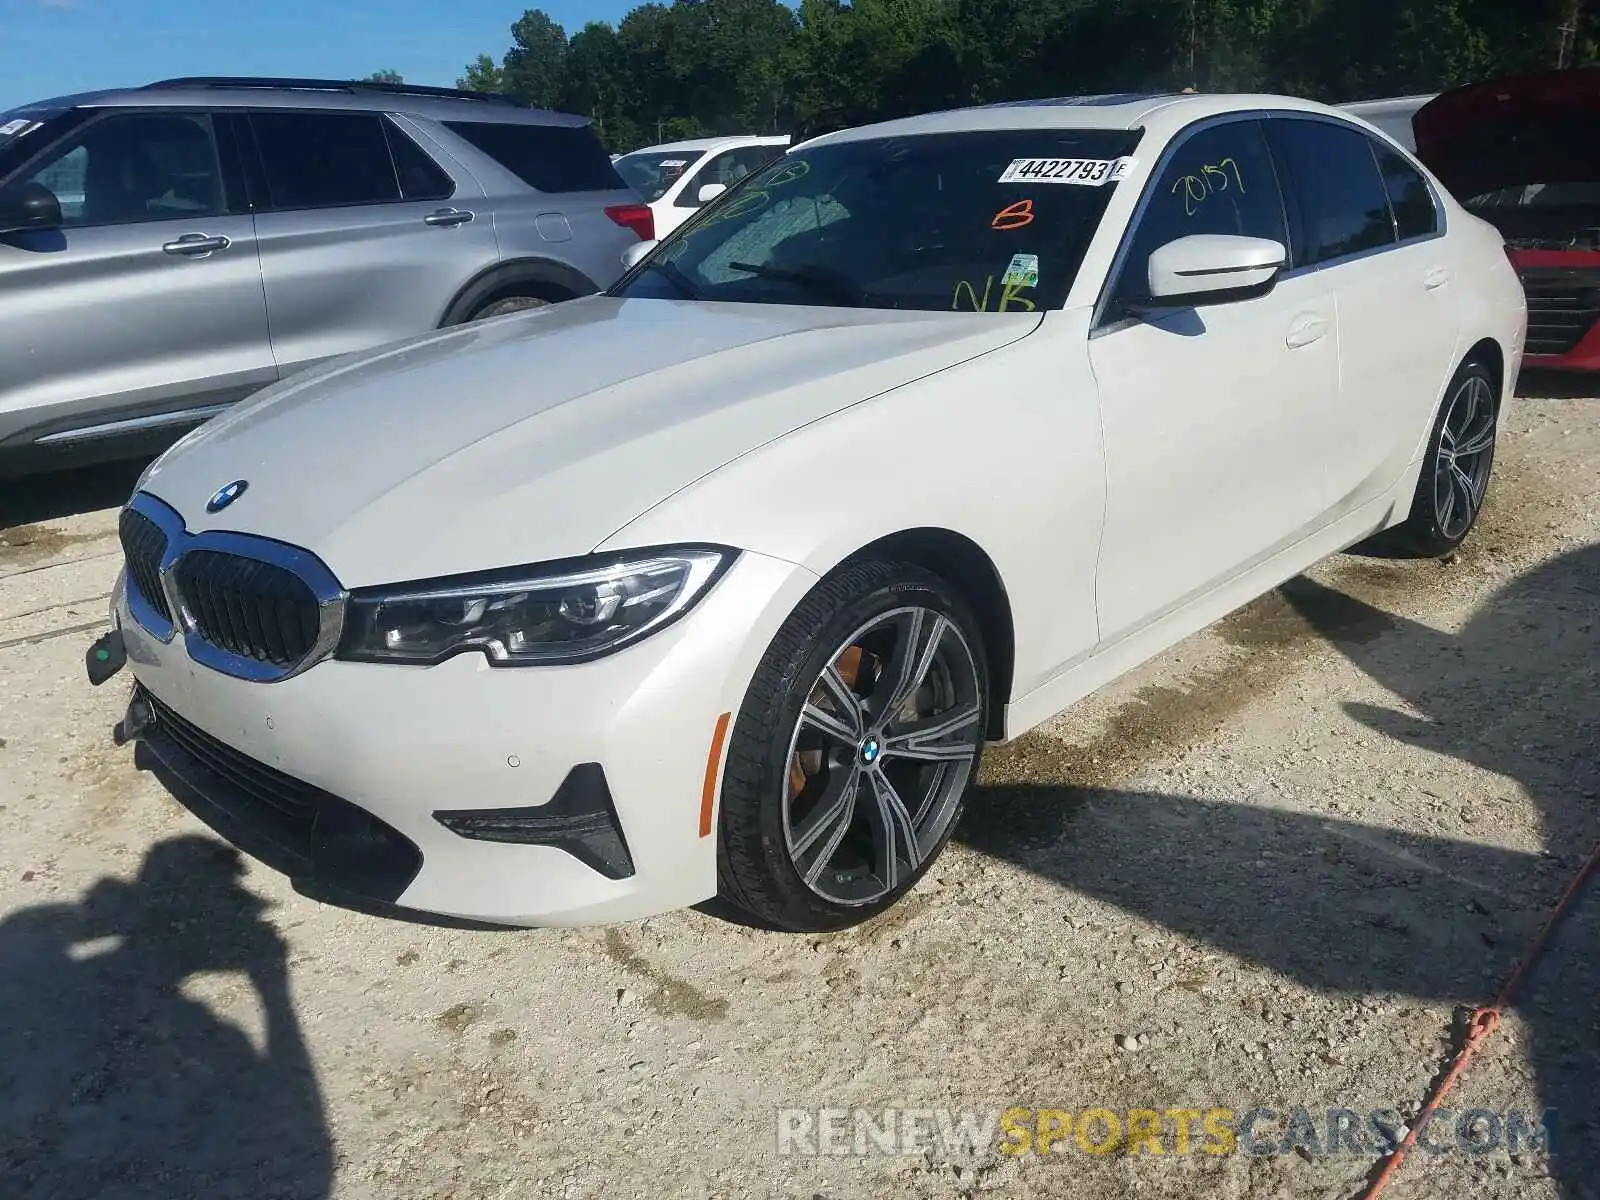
[1463,336,1506,405]
[841,527,1016,742]
[439,258,602,327]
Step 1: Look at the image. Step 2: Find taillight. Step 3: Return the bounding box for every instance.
[605,204,655,242]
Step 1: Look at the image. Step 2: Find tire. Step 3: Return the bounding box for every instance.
[469,293,558,320]
[1365,359,1499,558]
[716,559,989,932]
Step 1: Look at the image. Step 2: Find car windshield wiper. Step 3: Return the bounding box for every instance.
[727,261,868,305]
[643,257,702,300]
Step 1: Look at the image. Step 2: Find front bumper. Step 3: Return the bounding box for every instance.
[114,550,818,926]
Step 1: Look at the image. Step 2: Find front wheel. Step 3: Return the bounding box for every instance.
[716,560,989,932]
[1368,359,1499,558]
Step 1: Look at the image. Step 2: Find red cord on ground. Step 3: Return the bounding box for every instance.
[1355,838,1600,1200]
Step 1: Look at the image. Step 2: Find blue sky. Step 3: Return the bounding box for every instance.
[0,0,640,111]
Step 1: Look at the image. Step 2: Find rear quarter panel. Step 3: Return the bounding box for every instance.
[421,119,638,293]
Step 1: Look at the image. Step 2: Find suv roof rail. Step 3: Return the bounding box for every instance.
[143,76,528,107]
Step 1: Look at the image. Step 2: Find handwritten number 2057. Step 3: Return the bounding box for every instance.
[1173,158,1246,216]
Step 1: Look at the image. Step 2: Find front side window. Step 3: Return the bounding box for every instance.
[1268,118,1397,266]
[13,110,224,228]
[1373,142,1438,241]
[612,129,1142,312]
[251,112,400,209]
[1110,119,1287,311]
[615,151,700,202]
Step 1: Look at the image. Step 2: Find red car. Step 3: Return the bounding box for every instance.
[1415,68,1600,371]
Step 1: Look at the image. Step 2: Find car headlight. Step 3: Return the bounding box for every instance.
[335,547,735,667]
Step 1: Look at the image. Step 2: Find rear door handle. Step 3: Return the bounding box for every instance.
[161,233,231,258]
[1424,267,1451,290]
[1286,314,1329,349]
[424,208,475,228]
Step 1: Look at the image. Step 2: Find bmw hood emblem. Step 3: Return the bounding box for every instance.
[206,479,248,513]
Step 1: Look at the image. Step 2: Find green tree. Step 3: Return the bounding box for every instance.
[365,69,405,84]
[459,0,1600,148]
[457,54,507,93]
[502,9,570,107]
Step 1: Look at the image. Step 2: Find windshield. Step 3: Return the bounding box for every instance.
[611,129,1141,312]
[615,150,702,202]
[0,108,56,152]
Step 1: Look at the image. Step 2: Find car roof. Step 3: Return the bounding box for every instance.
[18,78,591,127]
[801,92,1359,148]
[622,134,791,156]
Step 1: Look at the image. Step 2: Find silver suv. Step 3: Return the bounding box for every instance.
[0,76,653,475]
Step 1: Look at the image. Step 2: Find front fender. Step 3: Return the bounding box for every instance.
[597,310,1106,703]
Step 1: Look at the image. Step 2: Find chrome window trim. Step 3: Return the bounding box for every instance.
[124,491,347,683]
[1089,108,1450,338]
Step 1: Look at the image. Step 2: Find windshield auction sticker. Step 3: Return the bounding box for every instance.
[998,156,1136,185]
[0,119,38,137]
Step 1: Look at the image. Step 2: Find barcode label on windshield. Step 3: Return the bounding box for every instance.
[998,156,1136,185]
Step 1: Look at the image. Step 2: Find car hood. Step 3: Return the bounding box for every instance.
[140,296,1039,586]
[1415,67,1600,200]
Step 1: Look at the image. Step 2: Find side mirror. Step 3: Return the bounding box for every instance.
[0,182,63,235]
[1146,234,1286,307]
[621,238,659,272]
[696,182,727,205]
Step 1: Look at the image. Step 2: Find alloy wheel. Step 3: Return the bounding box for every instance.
[1433,373,1497,541]
[781,606,983,906]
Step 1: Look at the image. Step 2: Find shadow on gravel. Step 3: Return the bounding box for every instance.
[1516,369,1600,401]
[961,542,1600,1193]
[0,457,151,530]
[0,836,332,1199]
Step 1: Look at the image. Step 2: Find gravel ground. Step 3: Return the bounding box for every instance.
[1,383,1596,1200]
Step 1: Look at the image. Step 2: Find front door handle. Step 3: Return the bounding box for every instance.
[424,208,475,228]
[1286,314,1329,349]
[1424,267,1451,290]
[162,233,231,258]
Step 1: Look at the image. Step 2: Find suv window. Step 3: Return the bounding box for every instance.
[1111,119,1286,310]
[1267,118,1396,266]
[384,119,454,202]
[677,146,785,208]
[251,112,400,209]
[16,111,225,228]
[443,121,622,193]
[1372,142,1438,241]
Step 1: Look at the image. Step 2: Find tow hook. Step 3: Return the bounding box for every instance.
[85,629,126,686]
[114,689,154,747]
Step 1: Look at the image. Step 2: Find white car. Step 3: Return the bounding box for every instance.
[613,134,790,238]
[99,92,1526,932]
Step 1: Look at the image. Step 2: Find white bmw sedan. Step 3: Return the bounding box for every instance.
[99,93,1526,931]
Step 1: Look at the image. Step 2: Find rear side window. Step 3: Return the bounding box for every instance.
[444,121,622,193]
[384,119,454,202]
[1268,119,1396,266]
[1112,119,1287,308]
[251,112,400,209]
[1373,142,1438,241]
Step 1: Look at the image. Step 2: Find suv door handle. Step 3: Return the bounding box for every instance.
[424,208,475,228]
[1286,314,1329,349]
[1424,267,1451,290]
[162,233,231,257]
